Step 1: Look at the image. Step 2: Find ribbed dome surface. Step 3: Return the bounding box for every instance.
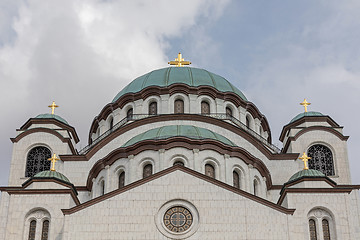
[288,169,325,182]
[112,67,247,102]
[35,113,69,125]
[34,170,71,184]
[123,125,235,147]
[290,111,324,123]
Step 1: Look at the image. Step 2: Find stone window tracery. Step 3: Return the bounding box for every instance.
[143,164,153,178]
[201,101,210,114]
[119,172,125,189]
[163,206,193,233]
[174,99,184,114]
[307,144,335,176]
[25,146,51,177]
[205,164,215,178]
[149,102,157,115]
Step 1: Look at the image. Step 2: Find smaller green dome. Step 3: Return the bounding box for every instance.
[35,113,69,125]
[123,125,236,147]
[288,169,325,182]
[290,111,324,123]
[34,170,71,184]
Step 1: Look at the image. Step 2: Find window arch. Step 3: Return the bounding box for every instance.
[25,146,51,177]
[174,99,184,114]
[100,180,105,196]
[201,101,210,115]
[322,219,331,240]
[253,179,259,196]
[226,107,233,117]
[173,161,184,166]
[233,171,240,189]
[143,164,153,178]
[41,220,50,240]
[205,164,215,178]
[127,108,133,120]
[109,117,114,130]
[307,144,335,176]
[25,209,50,240]
[309,219,317,240]
[246,115,251,129]
[119,171,125,189]
[308,208,335,240]
[149,102,157,115]
[28,220,36,240]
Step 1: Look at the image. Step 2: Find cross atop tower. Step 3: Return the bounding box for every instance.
[300,99,311,112]
[48,153,60,171]
[299,152,311,170]
[48,101,59,115]
[168,53,191,67]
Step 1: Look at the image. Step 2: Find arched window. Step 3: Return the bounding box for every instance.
[143,164,153,178]
[246,115,251,129]
[119,172,125,189]
[25,146,51,177]
[28,220,36,240]
[41,220,49,240]
[201,101,210,114]
[322,219,331,240]
[205,164,215,178]
[100,180,105,195]
[226,107,233,117]
[149,102,157,115]
[233,171,240,189]
[173,161,184,166]
[127,108,133,120]
[253,179,259,196]
[174,99,184,114]
[307,144,335,176]
[309,219,317,240]
[109,117,114,130]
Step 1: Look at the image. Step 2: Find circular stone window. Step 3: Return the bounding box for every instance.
[156,200,199,239]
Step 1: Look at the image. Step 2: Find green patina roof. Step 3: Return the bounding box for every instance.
[123,125,236,147]
[112,67,247,102]
[34,170,71,184]
[288,169,325,182]
[290,111,324,123]
[35,113,69,125]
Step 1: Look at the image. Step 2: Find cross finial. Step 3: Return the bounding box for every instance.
[168,53,191,67]
[48,153,60,171]
[299,152,311,170]
[48,101,59,115]
[300,98,311,112]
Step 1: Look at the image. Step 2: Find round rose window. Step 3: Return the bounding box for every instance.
[163,206,193,233]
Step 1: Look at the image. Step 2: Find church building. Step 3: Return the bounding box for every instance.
[0,53,359,239]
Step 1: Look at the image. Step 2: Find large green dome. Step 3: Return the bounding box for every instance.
[35,113,69,125]
[112,67,247,102]
[123,125,236,147]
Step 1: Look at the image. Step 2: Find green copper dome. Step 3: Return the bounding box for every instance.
[35,113,69,125]
[288,169,325,182]
[123,125,236,147]
[34,170,71,184]
[290,111,324,123]
[112,67,247,102]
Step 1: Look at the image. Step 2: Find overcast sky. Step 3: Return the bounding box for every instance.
[1,0,359,188]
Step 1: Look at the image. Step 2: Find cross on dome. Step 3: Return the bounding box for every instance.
[300,99,311,112]
[48,101,59,115]
[48,153,60,171]
[168,53,191,67]
[299,152,311,170]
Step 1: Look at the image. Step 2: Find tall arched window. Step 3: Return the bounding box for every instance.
[41,220,49,240]
[307,144,335,176]
[226,107,233,117]
[253,179,259,196]
[143,164,153,178]
[28,220,36,240]
[233,171,240,189]
[100,180,105,196]
[109,117,114,130]
[309,219,317,240]
[322,219,331,240]
[149,102,157,115]
[201,101,210,114]
[127,108,133,120]
[174,99,184,114]
[26,146,51,177]
[246,115,251,129]
[119,172,125,189]
[205,164,215,178]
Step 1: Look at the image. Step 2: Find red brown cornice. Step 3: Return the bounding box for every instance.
[11,128,77,154]
[88,84,271,142]
[279,116,340,142]
[281,126,349,153]
[20,118,80,143]
[62,165,295,215]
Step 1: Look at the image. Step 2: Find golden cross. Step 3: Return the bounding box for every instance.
[300,99,311,112]
[299,152,311,170]
[48,153,60,171]
[168,53,191,67]
[48,101,59,115]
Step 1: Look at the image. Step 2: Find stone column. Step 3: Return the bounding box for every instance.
[105,165,110,193]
